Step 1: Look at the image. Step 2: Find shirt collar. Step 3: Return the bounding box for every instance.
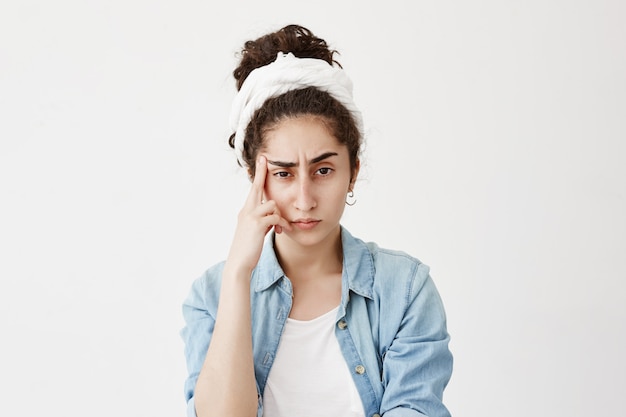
[253,225,375,300]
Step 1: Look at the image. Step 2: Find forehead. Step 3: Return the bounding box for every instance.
[262,116,345,156]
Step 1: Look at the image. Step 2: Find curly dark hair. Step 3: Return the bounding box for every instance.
[228,24,362,180]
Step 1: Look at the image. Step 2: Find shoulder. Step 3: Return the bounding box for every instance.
[344,232,432,306]
[184,260,226,309]
[342,227,432,298]
[354,237,449,337]
[365,241,426,270]
[366,242,431,290]
[197,260,226,287]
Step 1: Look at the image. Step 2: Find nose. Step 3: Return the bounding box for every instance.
[293,177,317,211]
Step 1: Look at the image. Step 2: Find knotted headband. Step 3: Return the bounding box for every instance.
[229,52,363,167]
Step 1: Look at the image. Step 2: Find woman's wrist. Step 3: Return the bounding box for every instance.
[222,261,255,282]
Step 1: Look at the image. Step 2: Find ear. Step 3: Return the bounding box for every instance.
[349,158,361,190]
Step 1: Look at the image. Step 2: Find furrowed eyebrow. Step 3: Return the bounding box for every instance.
[267,160,297,168]
[310,152,338,164]
[267,152,338,168]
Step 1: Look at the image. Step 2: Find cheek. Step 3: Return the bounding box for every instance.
[264,181,287,204]
[326,183,349,206]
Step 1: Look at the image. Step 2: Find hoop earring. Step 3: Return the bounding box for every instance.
[345,190,356,206]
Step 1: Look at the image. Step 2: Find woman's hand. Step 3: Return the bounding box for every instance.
[195,156,283,417]
[225,155,292,275]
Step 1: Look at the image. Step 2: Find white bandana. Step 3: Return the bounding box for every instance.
[229,52,363,167]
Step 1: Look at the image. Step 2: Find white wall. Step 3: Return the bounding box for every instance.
[1,1,624,416]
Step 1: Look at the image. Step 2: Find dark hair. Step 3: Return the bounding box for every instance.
[228,24,362,180]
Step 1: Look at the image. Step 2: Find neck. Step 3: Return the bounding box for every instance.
[273,226,343,280]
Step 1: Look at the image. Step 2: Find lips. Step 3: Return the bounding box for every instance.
[291,219,321,230]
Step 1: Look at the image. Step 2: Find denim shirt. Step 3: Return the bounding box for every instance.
[181,226,453,417]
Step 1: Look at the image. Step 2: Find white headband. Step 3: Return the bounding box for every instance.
[229,52,363,167]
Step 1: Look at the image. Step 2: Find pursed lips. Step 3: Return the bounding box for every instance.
[290,218,321,229]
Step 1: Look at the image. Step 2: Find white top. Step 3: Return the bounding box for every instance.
[262,306,366,417]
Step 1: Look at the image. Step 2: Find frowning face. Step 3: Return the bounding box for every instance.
[260,115,358,250]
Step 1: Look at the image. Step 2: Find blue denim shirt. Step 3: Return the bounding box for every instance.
[181,226,453,417]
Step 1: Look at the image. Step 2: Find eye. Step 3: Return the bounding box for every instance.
[316,167,333,176]
[273,171,292,178]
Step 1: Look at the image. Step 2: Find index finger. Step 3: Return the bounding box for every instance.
[247,155,268,204]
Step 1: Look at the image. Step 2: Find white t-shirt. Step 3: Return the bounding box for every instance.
[262,306,366,417]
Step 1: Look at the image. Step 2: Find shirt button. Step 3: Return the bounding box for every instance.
[337,320,348,330]
[355,365,365,375]
[373,414,381,417]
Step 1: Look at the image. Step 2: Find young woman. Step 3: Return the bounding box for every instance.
[181,24,453,417]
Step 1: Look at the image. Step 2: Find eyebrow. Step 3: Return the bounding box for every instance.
[267,152,338,168]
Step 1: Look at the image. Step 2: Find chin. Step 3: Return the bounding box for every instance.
[283,223,340,247]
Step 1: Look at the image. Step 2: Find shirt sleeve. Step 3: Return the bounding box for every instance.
[380,263,453,417]
[179,265,264,417]
[180,271,216,417]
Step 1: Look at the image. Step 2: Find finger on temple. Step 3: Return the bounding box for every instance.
[246,156,267,205]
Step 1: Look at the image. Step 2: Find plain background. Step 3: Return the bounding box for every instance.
[1,1,624,416]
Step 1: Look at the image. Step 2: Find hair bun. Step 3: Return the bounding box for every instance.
[233,24,340,90]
